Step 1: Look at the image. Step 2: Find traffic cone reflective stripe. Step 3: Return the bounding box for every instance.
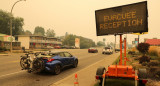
[74,82,79,84]
[74,73,79,86]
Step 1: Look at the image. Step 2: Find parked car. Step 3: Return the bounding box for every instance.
[20,51,78,75]
[69,46,76,49]
[115,48,120,53]
[54,46,61,49]
[102,47,113,54]
[88,47,98,53]
[60,45,70,49]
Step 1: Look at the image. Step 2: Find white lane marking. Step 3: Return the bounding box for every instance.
[0,71,24,78]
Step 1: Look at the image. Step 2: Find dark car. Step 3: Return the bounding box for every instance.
[61,46,70,49]
[115,48,120,53]
[20,51,78,75]
[88,47,98,53]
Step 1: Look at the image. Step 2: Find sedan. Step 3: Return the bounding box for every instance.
[20,51,78,75]
[88,47,98,53]
[54,46,61,49]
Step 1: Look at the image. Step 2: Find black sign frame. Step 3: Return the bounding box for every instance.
[95,1,148,36]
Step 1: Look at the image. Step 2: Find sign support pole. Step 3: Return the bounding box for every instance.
[119,34,123,65]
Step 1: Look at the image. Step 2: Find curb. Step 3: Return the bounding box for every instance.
[0,54,9,56]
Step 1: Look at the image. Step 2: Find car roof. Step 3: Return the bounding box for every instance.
[41,51,69,54]
[50,51,69,54]
[89,47,96,49]
[104,47,112,48]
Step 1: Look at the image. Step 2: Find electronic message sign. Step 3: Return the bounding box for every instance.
[95,1,148,36]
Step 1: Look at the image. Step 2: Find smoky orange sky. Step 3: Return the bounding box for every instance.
[0,0,159,44]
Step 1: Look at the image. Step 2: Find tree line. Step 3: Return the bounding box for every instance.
[0,9,55,37]
[62,33,96,49]
[0,9,104,48]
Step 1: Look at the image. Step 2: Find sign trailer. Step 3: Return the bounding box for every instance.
[95,1,148,86]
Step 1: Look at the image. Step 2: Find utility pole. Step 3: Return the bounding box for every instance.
[10,0,26,53]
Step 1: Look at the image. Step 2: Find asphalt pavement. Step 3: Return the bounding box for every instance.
[0,49,119,86]
[51,52,119,86]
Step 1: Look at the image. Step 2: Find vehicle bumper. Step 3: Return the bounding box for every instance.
[44,63,54,72]
[103,52,111,54]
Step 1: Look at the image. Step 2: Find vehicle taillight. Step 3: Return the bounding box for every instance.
[47,59,54,62]
[95,76,99,79]
[43,57,48,59]
[142,80,148,84]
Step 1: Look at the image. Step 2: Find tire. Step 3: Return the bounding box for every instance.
[32,58,44,73]
[53,64,61,75]
[138,68,147,86]
[20,56,31,70]
[73,60,78,68]
[96,67,106,86]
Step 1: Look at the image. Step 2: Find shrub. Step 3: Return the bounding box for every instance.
[148,67,160,80]
[157,47,160,57]
[139,55,150,64]
[137,43,150,55]
[155,69,160,80]
[134,57,140,60]
[128,51,135,55]
[142,62,148,66]
[0,47,7,52]
[148,46,158,56]
[147,60,160,67]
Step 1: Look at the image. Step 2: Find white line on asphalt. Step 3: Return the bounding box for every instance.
[0,71,24,78]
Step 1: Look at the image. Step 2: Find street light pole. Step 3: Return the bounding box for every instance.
[10,0,26,53]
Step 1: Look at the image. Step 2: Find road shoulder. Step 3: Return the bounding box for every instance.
[51,53,119,86]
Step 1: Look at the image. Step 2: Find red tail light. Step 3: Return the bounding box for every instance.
[47,59,54,62]
[95,76,99,79]
[142,80,148,84]
[43,57,48,59]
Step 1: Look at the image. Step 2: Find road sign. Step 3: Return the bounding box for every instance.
[75,38,80,48]
[95,1,148,36]
[132,41,135,44]
[135,38,139,41]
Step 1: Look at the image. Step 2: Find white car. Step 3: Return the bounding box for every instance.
[102,47,113,54]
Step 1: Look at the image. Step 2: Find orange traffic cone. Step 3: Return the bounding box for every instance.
[74,73,79,86]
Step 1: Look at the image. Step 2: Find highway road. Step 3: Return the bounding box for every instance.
[0,48,115,86]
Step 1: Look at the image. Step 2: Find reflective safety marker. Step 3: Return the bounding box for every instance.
[74,73,79,86]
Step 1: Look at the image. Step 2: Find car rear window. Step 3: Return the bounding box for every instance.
[90,48,96,49]
[59,53,65,57]
[64,52,72,57]
[104,47,110,49]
